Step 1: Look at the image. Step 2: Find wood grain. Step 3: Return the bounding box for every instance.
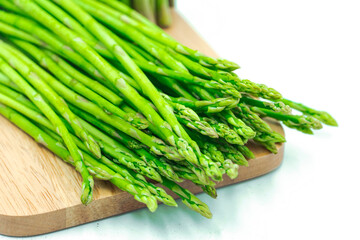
[0,11,284,237]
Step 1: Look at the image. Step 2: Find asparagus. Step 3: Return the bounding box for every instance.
[187,130,240,179]
[215,142,249,166]
[0,53,94,205]
[33,0,97,43]
[73,122,164,183]
[46,51,122,105]
[133,0,156,24]
[0,104,158,211]
[68,103,211,186]
[176,115,219,139]
[279,98,338,126]
[0,21,42,45]
[70,0,222,168]
[172,160,214,186]
[202,117,245,145]
[250,107,323,132]
[1,40,102,157]
[15,0,200,167]
[163,96,219,138]
[236,145,255,159]
[161,178,212,218]
[12,39,148,130]
[0,87,163,184]
[0,0,337,218]
[0,83,40,113]
[3,37,183,163]
[156,0,172,28]
[218,110,256,140]
[134,60,241,98]
[0,0,22,13]
[236,104,274,134]
[168,96,239,113]
[97,156,177,207]
[0,10,113,91]
[68,105,182,183]
[77,0,238,70]
[33,0,114,60]
[99,0,159,28]
[0,71,22,92]
[241,96,292,114]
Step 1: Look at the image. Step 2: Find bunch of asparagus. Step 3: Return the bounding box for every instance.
[0,0,336,218]
[119,0,174,27]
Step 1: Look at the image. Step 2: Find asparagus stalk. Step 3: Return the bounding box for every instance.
[250,107,323,132]
[168,96,239,114]
[76,0,238,70]
[99,0,159,28]
[176,115,219,139]
[0,21,42,45]
[187,130,240,179]
[0,104,158,211]
[0,0,23,14]
[134,60,241,98]
[0,10,113,92]
[3,37,184,163]
[0,86,163,183]
[12,39,148,130]
[133,0,156,24]
[162,178,212,218]
[33,0,98,43]
[236,104,274,134]
[69,104,183,183]
[241,96,292,114]
[46,51,121,105]
[156,0,172,28]
[15,0,200,167]
[0,53,94,205]
[69,103,211,185]
[97,156,177,207]
[215,142,249,166]
[0,15,120,103]
[0,71,22,93]
[202,117,244,145]
[0,82,38,112]
[1,40,102,158]
[72,0,226,164]
[279,98,338,126]
[218,110,256,140]
[236,145,255,159]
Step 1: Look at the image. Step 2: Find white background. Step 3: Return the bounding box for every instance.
[1,0,360,239]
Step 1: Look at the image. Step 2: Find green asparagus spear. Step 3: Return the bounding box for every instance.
[133,0,156,24]
[0,53,94,205]
[279,98,338,126]
[0,104,157,211]
[1,40,102,158]
[251,107,323,131]
[80,0,238,70]
[0,71,22,92]
[0,21,42,45]
[12,39,148,130]
[14,0,199,167]
[156,0,172,28]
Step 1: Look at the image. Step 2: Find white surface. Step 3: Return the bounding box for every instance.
[2,0,360,239]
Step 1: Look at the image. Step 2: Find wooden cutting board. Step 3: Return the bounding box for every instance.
[0,11,284,237]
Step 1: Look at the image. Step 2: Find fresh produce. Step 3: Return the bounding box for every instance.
[0,0,336,218]
[128,0,173,27]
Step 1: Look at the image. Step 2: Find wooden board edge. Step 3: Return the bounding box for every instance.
[0,143,284,237]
